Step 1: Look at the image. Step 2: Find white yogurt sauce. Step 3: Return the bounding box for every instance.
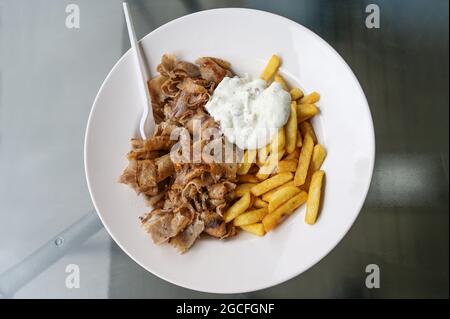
[205,76,291,150]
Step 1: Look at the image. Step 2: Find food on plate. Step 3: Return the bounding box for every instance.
[240,223,266,236]
[259,54,281,82]
[262,191,308,232]
[294,133,314,186]
[285,102,298,153]
[233,207,268,226]
[120,54,327,252]
[305,170,325,225]
[235,183,256,197]
[289,87,304,100]
[205,76,290,150]
[261,180,296,202]
[237,149,257,175]
[223,192,252,223]
[297,103,320,123]
[299,91,320,104]
[253,198,268,208]
[303,144,327,189]
[268,185,302,213]
[299,121,317,144]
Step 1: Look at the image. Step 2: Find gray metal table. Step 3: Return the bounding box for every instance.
[0,0,448,298]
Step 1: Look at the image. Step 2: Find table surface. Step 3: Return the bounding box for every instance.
[0,0,448,298]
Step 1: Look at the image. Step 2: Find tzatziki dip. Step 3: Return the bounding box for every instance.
[205,76,291,149]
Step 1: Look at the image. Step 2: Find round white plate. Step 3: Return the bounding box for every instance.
[85,8,375,294]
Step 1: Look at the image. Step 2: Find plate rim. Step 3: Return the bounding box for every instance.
[84,7,376,294]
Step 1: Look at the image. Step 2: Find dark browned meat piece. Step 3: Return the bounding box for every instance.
[195,57,233,83]
[141,209,191,244]
[170,217,205,253]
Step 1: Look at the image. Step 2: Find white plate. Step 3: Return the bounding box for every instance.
[85,8,375,294]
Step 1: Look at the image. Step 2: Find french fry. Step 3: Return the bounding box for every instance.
[260,55,281,82]
[248,194,256,209]
[305,170,325,225]
[262,191,308,232]
[268,185,302,213]
[297,103,319,123]
[294,133,314,186]
[285,148,300,160]
[253,198,269,208]
[233,207,268,226]
[296,130,303,147]
[255,172,270,181]
[238,174,260,184]
[270,128,286,154]
[274,73,288,90]
[290,87,304,100]
[299,91,320,104]
[309,144,327,172]
[263,149,285,167]
[235,183,256,197]
[285,102,298,153]
[257,150,286,178]
[257,143,271,166]
[261,180,295,202]
[299,121,318,144]
[240,223,265,236]
[303,144,327,189]
[251,172,293,196]
[275,159,298,173]
[223,192,251,223]
[237,149,257,175]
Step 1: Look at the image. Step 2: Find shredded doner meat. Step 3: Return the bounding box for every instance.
[119,54,237,252]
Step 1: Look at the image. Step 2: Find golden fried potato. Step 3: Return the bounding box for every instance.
[238,174,261,184]
[294,133,314,186]
[237,149,257,175]
[261,180,296,202]
[285,102,298,153]
[270,128,286,154]
[299,121,318,144]
[253,198,269,208]
[290,87,304,100]
[240,223,266,236]
[303,144,327,189]
[224,192,251,223]
[285,148,300,160]
[305,170,325,225]
[296,130,303,147]
[251,172,293,196]
[275,159,298,173]
[297,103,319,123]
[260,55,281,82]
[257,150,286,179]
[268,185,302,213]
[257,143,271,166]
[262,191,308,232]
[235,183,256,197]
[299,91,320,104]
[233,207,268,226]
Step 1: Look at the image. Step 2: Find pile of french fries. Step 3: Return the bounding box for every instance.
[223,55,327,236]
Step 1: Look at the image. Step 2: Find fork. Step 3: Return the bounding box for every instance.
[123,2,155,139]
